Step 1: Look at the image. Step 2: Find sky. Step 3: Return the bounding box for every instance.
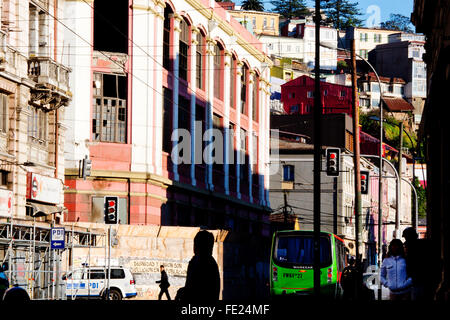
[236,0,415,29]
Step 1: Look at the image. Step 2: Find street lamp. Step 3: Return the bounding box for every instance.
[320,42,385,300]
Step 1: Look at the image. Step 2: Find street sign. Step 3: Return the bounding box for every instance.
[51,227,65,250]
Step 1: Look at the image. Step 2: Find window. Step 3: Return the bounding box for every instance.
[0,94,7,133]
[359,49,368,59]
[27,106,48,145]
[196,104,206,157]
[212,114,223,173]
[178,95,190,131]
[214,44,222,100]
[92,73,127,143]
[252,74,259,121]
[162,87,173,153]
[371,83,380,92]
[89,271,106,280]
[296,46,300,53]
[251,133,258,181]
[263,18,267,28]
[230,55,236,108]
[288,92,295,99]
[286,45,291,52]
[412,50,420,58]
[290,105,299,113]
[179,19,190,81]
[239,128,247,180]
[163,7,173,70]
[283,165,294,182]
[196,32,204,89]
[307,91,314,98]
[241,65,248,114]
[340,90,346,97]
[110,269,125,279]
[359,98,370,107]
[274,235,331,267]
[374,34,381,43]
[252,17,256,29]
[93,0,128,53]
[271,18,274,29]
[323,89,328,96]
[0,170,8,187]
[371,98,380,107]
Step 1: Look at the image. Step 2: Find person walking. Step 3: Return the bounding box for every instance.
[156,265,171,300]
[380,239,412,300]
[176,230,220,302]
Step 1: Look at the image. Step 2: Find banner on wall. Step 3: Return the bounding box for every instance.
[26,172,62,204]
[0,189,13,217]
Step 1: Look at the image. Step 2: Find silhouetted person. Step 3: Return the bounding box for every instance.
[0,264,9,301]
[402,227,438,300]
[177,230,220,302]
[341,257,363,300]
[380,239,412,300]
[156,265,171,300]
[2,286,30,302]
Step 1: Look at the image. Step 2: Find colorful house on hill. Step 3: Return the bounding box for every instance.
[280,75,352,115]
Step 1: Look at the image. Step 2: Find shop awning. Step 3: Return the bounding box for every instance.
[26,202,65,217]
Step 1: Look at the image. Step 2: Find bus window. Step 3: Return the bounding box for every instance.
[274,235,331,267]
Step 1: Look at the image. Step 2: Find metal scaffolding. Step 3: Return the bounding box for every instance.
[0,218,106,300]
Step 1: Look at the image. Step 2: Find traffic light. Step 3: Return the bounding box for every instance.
[79,156,92,180]
[361,171,369,194]
[104,196,118,224]
[325,148,340,177]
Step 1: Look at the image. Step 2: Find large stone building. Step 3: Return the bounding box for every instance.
[0,0,70,223]
[63,0,272,237]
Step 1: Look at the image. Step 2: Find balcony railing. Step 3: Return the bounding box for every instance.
[28,57,71,94]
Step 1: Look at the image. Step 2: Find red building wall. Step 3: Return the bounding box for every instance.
[281,75,353,116]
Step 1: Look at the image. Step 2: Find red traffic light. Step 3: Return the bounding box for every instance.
[330,153,336,159]
[361,175,366,180]
[108,200,116,207]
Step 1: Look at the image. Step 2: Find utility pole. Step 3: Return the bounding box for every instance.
[396,121,403,238]
[106,225,111,300]
[333,177,338,235]
[351,38,362,264]
[313,0,322,298]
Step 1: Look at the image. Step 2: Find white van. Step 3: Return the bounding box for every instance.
[63,266,137,300]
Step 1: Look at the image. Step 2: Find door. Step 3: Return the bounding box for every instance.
[88,270,106,297]
[66,269,86,298]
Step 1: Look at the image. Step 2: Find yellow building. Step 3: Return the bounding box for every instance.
[228,10,280,36]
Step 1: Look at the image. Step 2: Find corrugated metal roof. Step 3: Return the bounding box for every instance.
[382,97,415,112]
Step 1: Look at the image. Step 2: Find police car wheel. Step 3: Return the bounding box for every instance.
[105,289,122,300]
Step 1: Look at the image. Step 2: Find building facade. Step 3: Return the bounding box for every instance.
[369,36,427,125]
[228,9,280,36]
[281,75,352,116]
[63,0,272,237]
[343,27,400,60]
[0,0,70,223]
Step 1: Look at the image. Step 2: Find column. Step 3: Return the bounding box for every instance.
[206,37,216,190]
[247,70,254,203]
[223,51,232,195]
[153,1,165,176]
[171,13,182,182]
[190,27,199,186]
[235,61,243,199]
[258,76,266,206]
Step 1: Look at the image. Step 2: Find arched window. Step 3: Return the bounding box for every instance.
[241,64,248,114]
[214,43,223,100]
[163,6,173,71]
[179,18,190,81]
[230,55,236,109]
[196,31,205,90]
[252,72,259,121]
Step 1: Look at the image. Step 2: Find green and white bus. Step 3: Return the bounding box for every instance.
[270,230,347,297]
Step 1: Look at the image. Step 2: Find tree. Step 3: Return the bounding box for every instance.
[271,0,310,19]
[241,0,264,11]
[320,0,364,30]
[380,14,413,33]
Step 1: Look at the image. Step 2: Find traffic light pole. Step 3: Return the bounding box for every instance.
[351,38,362,264]
[106,225,111,300]
[313,0,322,298]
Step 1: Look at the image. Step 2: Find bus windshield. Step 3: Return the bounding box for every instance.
[274,234,332,267]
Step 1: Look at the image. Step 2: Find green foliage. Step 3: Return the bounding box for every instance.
[320,0,364,30]
[241,0,265,11]
[380,14,413,33]
[271,0,310,19]
[413,177,427,219]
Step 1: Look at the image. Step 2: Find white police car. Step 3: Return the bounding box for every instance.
[63,266,137,300]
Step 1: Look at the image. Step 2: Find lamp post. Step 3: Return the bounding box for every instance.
[319,42,385,299]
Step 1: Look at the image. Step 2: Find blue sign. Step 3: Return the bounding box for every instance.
[51,227,65,250]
